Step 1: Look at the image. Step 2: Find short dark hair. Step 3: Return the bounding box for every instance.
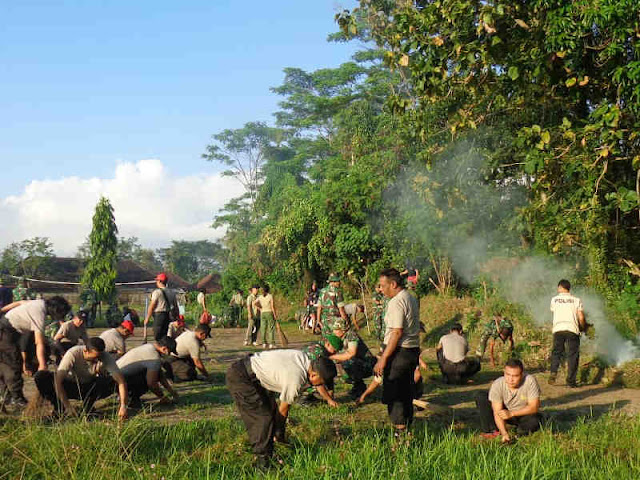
[45,296,72,321]
[311,356,337,385]
[558,279,571,290]
[451,323,463,333]
[500,327,513,338]
[158,336,177,354]
[262,284,270,294]
[86,337,105,353]
[379,268,404,288]
[195,324,211,338]
[505,358,524,372]
[199,288,207,294]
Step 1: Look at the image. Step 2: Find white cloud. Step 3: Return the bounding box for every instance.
[0,159,245,256]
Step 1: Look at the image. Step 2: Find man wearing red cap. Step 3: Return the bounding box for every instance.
[99,320,135,358]
[145,273,179,341]
[168,315,188,339]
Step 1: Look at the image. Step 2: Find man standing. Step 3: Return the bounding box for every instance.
[229,289,244,328]
[53,309,90,361]
[436,323,481,384]
[0,296,71,408]
[371,284,387,348]
[0,278,13,310]
[116,337,180,408]
[165,324,212,381]
[549,279,586,387]
[226,349,337,468]
[476,359,542,443]
[79,287,98,327]
[34,337,129,419]
[374,268,421,434]
[144,273,179,341]
[99,319,135,358]
[316,274,347,336]
[244,286,259,346]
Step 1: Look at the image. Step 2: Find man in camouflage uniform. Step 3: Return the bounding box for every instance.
[371,284,388,345]
[316,274,347,336]
[326,319,377,399]
[12,279,32,301]
[298,341,338,407]
[475,313,514,366]
[79,288,98,327]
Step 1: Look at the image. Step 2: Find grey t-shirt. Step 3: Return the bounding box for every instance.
[439,332,468,363]
[249,349,310,404]
[116,343,162,376]
[383,289,420,348]
[5,299,46,334]
[58,345,121,383]
[56,320,89,345]
[176,331,202,360]
[151,288,177,313]
[99,328,127,355]
[489,374,541,411]
[343,303,358,317]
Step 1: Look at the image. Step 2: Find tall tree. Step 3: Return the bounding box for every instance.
[81,197,118,304]
[158,240,226,283]
[0,237,54,278]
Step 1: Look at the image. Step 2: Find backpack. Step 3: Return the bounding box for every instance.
[160,288,180,322]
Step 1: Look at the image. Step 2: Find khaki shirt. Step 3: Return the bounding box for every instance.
[383,289,420,348]
[56,319,89,345]
[489,374,541,411]
[58,345,121,383]
[175,331,202,360]
[5,300,46,334]
[116,343,162,376]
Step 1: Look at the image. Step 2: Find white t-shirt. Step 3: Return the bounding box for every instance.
[99,328,127,355]
[176,331,202,360]
[383,289,420,348]
[250,349,310,404]
[439,332,468,363]
[117,343,162,376]
[58,345,121,383]
[197,292,206,309]
[550,292,584,335]
[5,299,46,334]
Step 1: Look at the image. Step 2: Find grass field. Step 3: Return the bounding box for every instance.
[2,323,640,479]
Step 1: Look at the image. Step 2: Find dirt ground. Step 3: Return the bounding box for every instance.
[14,325,640,427]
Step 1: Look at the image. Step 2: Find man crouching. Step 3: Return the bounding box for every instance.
[476,358,542,443]
[226,349,337,469]
[34,337,128,420]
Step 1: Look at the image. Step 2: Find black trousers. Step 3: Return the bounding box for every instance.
[382,347,420,427]
[550,331,580,384]
[475,391,541,434]
[124,369,150,403]
[437,350,481,384]
[53,341,75,364]
[163,356,197,382]
[0,318,24,402]
[34,370,116,413]
[153,312,170,341]
[226,357,277,458]
[252,317,261,343]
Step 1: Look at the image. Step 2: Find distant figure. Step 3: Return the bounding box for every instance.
[371,284,387,347]
[197,288,207,313]
[317,274,347,336]
[254,285,277,349]
[0,277,13,309]
[476,358,542,443]
[229,289,244,328]
[342,302,365,331]
[400,267,420,287]
[301,281,319,330]
[437,323,480,384]
[12,278,32,301]
[167,314,188,339]
[145,273,179,341]
[79,287,98,327]
[476,313,514,366]
[244,285,259,346]
[549,279,586,388]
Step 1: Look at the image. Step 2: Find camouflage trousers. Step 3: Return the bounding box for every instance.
[371,312,385,344]
[343,355,377,384]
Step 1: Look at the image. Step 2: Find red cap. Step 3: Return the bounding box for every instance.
[155,272,168,283]
[121,320,135,334]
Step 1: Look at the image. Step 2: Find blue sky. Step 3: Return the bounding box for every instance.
[0,1,361,254]
[0,0,360,196]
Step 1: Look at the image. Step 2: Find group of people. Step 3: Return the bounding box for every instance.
[0,268,588,470]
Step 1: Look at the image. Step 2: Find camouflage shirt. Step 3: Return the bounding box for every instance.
[302,342,329,362]
[13,286,32,301]
[482,317,514,337]
[318,285,345,333]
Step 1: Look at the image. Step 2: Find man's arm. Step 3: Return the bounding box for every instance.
[34,331,47,371]
[274,401,290,442]
[54,370,75,414]
[330,345,357,363]
[144,299,158,325]
[491,400,510,441]
[111,371,129,419]
[498,398,540,419]
[578,310,586,331]
[374,328,402,376]
[193,358,208,376]
[0,300,26,313]
[145,369,178,401]
[315,385,338,408]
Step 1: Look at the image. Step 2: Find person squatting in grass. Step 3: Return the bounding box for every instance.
[226,349,337,469]
[549,279,586,388]
[144,273,179,341]
[0,296,71,409]
[167,314,188,339]
[324,318,377,399]
[375,268,421,434]
[164,324,212,382]
[53,309,90,362]
[34,337,129,420]
[436,323,481,384]
[116,336,179,409]
[476,358,542,443]
[99,319,135,358]
[254,285,277,349]
[475,312,514,367]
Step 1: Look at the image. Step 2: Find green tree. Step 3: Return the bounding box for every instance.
[158,240,226,283]
[81,197,118,304]
[0,237,54,278]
